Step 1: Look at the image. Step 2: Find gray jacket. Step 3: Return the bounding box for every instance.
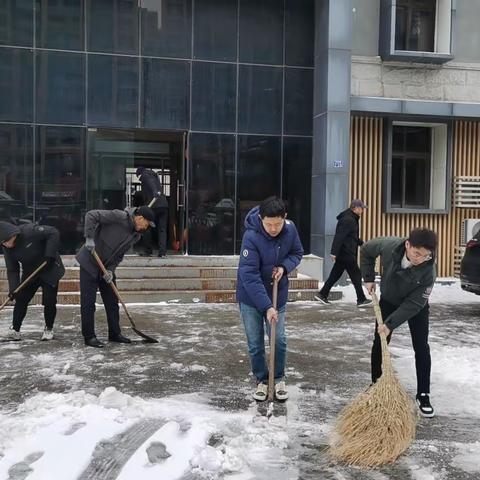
[76,209,142,278]
[360,236,436,330]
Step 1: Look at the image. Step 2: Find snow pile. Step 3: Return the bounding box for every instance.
[0,387,299,480]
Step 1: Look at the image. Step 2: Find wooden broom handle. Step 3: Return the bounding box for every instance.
[371,291,392,368]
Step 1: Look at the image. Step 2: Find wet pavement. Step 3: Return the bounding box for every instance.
[0,298,479,479]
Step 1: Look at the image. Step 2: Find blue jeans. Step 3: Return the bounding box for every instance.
[239,302,287,384]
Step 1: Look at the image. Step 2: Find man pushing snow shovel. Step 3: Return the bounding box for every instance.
[76,206,155,348]
[236,197,303,402]
[360,227,437,417]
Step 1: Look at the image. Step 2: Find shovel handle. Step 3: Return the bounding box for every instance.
[268,278,279,402]
[1,261,48,312]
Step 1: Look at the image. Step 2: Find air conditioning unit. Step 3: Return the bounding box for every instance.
[461,219,480,245]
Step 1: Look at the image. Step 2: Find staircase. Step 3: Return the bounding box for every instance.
[0,255,319,305]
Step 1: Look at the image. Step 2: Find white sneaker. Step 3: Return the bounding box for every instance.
[253,383,268,402]
[275,381,289,401]
[8,327,21,341]
[41,327,54,341]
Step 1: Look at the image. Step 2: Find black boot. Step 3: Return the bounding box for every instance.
[85,336,105,348]
[108,333,132,344]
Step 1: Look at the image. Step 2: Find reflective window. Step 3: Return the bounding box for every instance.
[236,135,281,250]
[284,68,313,135]
[0,0,33,47]
[191,62,236,132]
[238,65,282,134]
[142,58,190,130]
[395,0,435,52]
[141,0,191,58]
[0,48,33,122]
[285,0,314,66]
[239,0,283,65]
[35,127,86,254]
[0,125,33,222]
[88,55,138,127]
[87,0,139,54]
[36,0,85,50]
[194,0,237,61]
[188,133,235,254]
[283,137,312,252]
[36,51,86,125]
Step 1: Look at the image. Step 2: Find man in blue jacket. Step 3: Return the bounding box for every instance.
[236,197,304,401]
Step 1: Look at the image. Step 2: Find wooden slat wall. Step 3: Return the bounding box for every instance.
[350,117,480,277]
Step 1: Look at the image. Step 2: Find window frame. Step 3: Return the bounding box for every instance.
[379,0,454,63]
[383,118,452,214]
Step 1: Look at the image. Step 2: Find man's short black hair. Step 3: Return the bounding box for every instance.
[408,228,437,252]
[259,196,286,218]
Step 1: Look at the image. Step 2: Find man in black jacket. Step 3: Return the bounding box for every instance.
[76,206,155,348]
[0,221,65,341]
[316,199,371,307]
[136,167,169,257]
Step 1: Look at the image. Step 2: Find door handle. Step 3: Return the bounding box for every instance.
[177,183,185,209]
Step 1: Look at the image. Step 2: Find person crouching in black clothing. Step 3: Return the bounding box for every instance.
[0,221,65,341]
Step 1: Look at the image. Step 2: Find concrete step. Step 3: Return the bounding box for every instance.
[0,289,318,305]
[0,266,298,280]
[0,255,241,268]
[0,277,317,292]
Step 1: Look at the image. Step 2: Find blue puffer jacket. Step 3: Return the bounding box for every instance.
[236,206,304,313]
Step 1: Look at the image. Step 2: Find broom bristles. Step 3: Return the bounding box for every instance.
[330,361,417,468]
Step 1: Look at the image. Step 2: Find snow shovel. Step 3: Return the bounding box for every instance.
[0,261,48,313]
[267,278,279,402]
[91,250,158,343]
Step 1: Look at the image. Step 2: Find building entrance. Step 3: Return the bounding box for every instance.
[87,128,186,254]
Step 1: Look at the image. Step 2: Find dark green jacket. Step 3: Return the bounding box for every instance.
[360,237,436,330]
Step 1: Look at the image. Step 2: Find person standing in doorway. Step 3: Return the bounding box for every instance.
[76,206,155,347]
[236,197,304,401]
[0,220,65,341]
[361,228,437,417]
[136,167,169,257]
[315,199,371,307]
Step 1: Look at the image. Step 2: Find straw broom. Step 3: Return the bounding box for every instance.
[329,291,417,468]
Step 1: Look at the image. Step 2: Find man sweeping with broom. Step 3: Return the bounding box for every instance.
[361,227,437,418]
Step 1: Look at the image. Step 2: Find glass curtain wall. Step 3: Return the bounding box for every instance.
[0,0,313,254]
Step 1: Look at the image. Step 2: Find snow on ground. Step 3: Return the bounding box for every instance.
[0,281,479,479]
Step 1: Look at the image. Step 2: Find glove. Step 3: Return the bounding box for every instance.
[102,270,113,284]
[7,292,16,302]
[85,237,95,252]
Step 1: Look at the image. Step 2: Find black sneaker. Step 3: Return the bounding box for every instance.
[357,299,373,307]
[314,293,330,304]
[416,393,435,418]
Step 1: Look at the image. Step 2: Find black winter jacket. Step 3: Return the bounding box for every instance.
[76,208,142,278]
[0,222,65,291]
[138,169,168,209]
[330,208,363,261]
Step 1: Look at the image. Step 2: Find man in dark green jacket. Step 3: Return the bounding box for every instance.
[360,228,437,417]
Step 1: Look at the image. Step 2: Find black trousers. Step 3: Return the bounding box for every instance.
[320,257,366,302]
[142,208,168,255]
[80,267,121,340]
[12,278,58,331]
[371,298,431,394]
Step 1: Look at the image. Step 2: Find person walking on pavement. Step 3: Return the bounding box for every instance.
[0,220,65,341]
[136,167,169,257]
[315,199,372,307]
[361,228,437,417]
[76,206,155,348]
[236,197,304,402]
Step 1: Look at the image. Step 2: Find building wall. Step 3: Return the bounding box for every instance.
[0,0,315,255]
[350,116,480,277]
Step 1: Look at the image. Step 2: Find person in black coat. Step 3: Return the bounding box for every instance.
[75,206,155,348]
[316,199,371,307]
[136,167,169,257]
[0,221,65,340]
